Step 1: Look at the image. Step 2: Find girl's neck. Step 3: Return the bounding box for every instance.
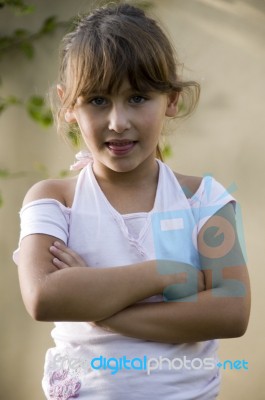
[92,156,159,189]
[91,156,160,214]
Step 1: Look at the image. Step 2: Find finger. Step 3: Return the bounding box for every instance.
[52,242,85,265]
[52,257,70,270]
[50,245,77,266]
[50,245,87,268]
[71,253,87,268]
[54,242,87,268]
[53,241,79,258]
[51,242,87,268]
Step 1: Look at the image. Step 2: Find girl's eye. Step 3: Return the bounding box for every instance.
[90,97,107,106]
[130,95,147,104]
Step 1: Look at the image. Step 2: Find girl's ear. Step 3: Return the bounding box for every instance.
[165,91,180,117]
[64,109,77,124]
[57,84,76,123]
[57,84,64,101]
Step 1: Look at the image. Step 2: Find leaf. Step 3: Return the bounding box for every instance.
[6,95,21,105]
[67,130,80,147]
[0,0,35,14]
[27,108,42,122]
[40,16,58,34]
[162,144,172,159]
[14,28,28,38]
[0,95,22,114]
[28,109,53,127]
[0,36,14,52]
[40,111,53,127]
[20,41,34,59]
[18,4,35,14]
[26,96,53,127]
[28,96,44,107]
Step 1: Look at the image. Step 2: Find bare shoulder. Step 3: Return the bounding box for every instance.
[23,175,78,207]
[173,172,203,199]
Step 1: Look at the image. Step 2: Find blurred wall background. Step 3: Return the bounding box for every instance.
[1,0,264,398]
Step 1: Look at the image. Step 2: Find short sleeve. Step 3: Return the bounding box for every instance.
[189,176,236,232]
[13,199,70,265]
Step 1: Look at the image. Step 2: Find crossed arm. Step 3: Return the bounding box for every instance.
[90,203,250,343]
[18,202,250,344]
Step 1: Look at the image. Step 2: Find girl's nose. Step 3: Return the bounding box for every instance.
[108,104,131,133]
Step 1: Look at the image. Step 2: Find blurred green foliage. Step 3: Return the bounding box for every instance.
[0,5,70,126]
[0,0,74,206]
[0,0,35,14]
[0,0,173,208]
[27,96,53,127]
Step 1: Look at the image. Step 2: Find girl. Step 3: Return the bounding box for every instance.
[14,3,250,399]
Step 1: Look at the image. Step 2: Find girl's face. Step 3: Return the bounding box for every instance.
[65,79,178,177]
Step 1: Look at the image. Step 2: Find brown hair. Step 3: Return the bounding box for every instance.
[55,2,200,160]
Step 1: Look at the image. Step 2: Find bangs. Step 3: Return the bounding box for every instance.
[64,15,179,105]
[80,40,174,96]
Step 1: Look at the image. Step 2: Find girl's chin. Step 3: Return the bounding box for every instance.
[94,157,140,173]
[103,157,157,175]
[92,149,157,174]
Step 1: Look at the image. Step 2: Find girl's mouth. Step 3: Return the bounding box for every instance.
[105,141,137,156]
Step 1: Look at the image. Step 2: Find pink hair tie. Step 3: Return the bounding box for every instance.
[70,150,93,171]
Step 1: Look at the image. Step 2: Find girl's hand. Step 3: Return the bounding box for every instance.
[50,241,87,270]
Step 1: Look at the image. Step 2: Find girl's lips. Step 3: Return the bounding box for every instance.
[105,141,137,155]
